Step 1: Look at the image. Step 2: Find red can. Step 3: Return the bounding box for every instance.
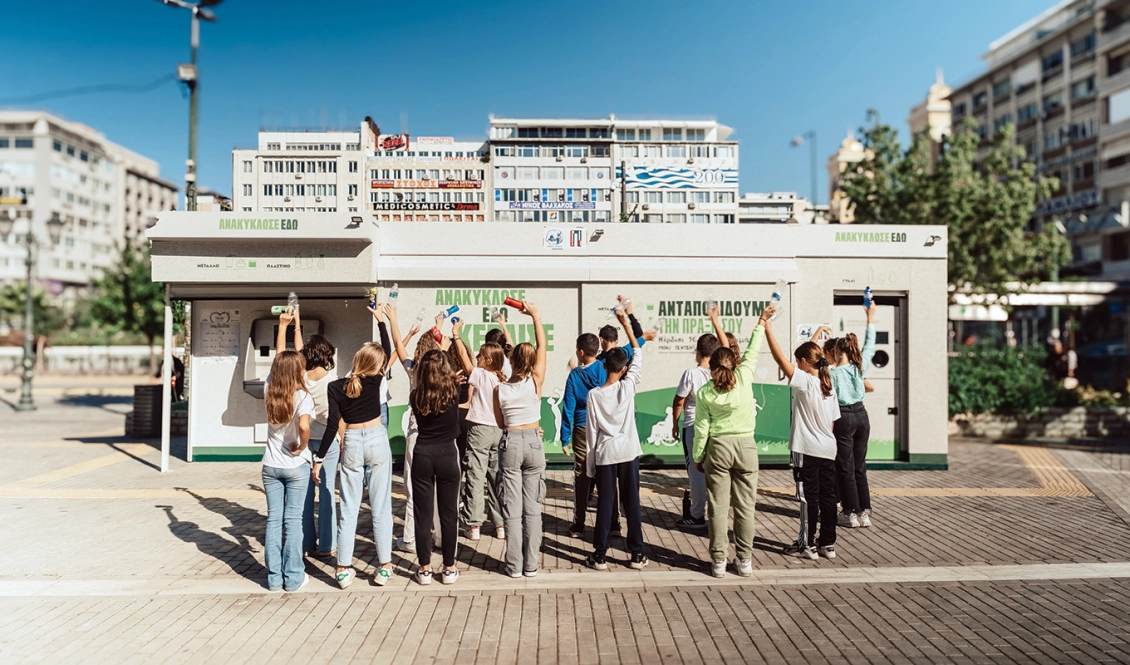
[503,296,525,312]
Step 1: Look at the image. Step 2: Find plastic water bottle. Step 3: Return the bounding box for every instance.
[770,280,785,321]
[863,286,873,309]
[415,307,426,325]
[389,283,399,308]
[288,291,299,314]
[442,305,460,319]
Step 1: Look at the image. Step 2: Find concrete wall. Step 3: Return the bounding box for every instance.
[950,407,1130,440]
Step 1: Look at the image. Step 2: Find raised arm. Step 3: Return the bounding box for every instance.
[762,315,794,380]
[451,318,475,375]
[708,302,726,350]
[293,306,303,353]
[276,307,295,351]
[370,303,391,356]
[494,309,514,349]
[861,302,877,374]
[386,306,411,364]
[523,301,547,394]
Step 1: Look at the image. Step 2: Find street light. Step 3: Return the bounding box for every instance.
[791,131,818,207]
[155,0,222,212]
[0,210,64,411]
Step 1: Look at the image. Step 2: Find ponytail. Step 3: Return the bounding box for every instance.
[345,343,387,399]
[709,347,737,393]
[796,342,833,398]
[835,333,864,376]
[818,363,833,398]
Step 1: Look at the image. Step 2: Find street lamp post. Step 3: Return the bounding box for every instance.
[791,131,818,206]
[0,210,64,411]
[156,0,221,212]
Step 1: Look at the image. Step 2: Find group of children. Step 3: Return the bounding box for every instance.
[258,292,877,590]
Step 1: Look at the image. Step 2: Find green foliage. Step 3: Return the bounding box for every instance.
[89,243,165,347]
[839,111,1071,296]
[948,344,1058,416]
[0,281,67,338]
[1056,385,1129,408]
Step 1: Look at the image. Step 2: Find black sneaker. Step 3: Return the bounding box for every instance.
[585,554,608,570]
[629,553,649,570]
[568,522,584,537]
[678,516,707,529]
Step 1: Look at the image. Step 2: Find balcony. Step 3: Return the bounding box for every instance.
[1043,65,1064,83]
[1099,19,1130,52]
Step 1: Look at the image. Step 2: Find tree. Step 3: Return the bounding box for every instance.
[0,282,67,339]
[838,111,1070,296]
[90,243,165,372]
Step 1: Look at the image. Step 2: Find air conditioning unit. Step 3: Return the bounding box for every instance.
[687,158,694,164]
[641,204,650,211]
[295,174,302,179]
[556,155,564,162]
[580,157,588,163]
[315,196,322,202]
[347,195,354,201]
[688,202,696,209]
[283,196,291,201]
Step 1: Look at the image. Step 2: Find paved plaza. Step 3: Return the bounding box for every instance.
[1,380,1129,664]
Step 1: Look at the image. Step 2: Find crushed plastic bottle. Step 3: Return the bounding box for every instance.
[770,280,785,321]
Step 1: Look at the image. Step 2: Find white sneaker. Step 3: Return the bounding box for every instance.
[288,573,310,592]
[495,525,506,540]
[858,512,872,528]
[838,512,860,528]
[523,569,538,578]
[466,526,481,541]
[415,569,433,586]
[374,567,392,587]
[734,558,753,577]
[441,567,459,585]
[335,568,355,589]
[784,543,818,560]
[711,560,727,578]
[394,537,415,553]
[818,545,836,559]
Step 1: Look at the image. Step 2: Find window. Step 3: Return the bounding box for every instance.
[295,184,305,196]
[972,91,988,108]
[565,128,586,139]
[1044,91,1065,114]
[266,142,280,150]
[1110,87,1130,124]
[691,145,710,158]
[1069,118,1097,141]
[1018,103,1038,123]
[263,184,273,196]
[1071,75,1096,100]
[666,146,687,158]
[644,145,662,159]
[348,184,358,196]
[590,128,610,139]
[429,169,440,180]
[1073,160,1095,181]
[242,161,252,172]
[566,145,589,158]
[686,191,708,203]
[992,78,1010,98]
[285,184,295,196]
[1042,50,1064,72]
[616,129,635,141]
[714,146,735,158]
[667,191,686,203]
[714,192,735,203]
[566,167,588,180]
[348,161,358,173]
[517,145,538,157]
[517,127,538,138]
[715,214,735,224]
[686,128,706,141]
[15,138,33,149]
[516,166,538,180]
[541,127,563,138]
[663,128,683,141]
[690,214,709,224]
[66,145,74,156]
[993,114,1013,132]
[619,145,638,158]
[638,129,652,141]
[263,161,273,173]
[52,140,61,151]
[415,169,427,179]
[667,214,686,224]
[645,214,663,224]
[1070,32,1095,58]
[494,146,515,157]
[542,145,565,158]
[1044,126,1064,151]
[242,184,252,196]
[542,167,564,180]
[592,146,609,158]
[643,191,663,203]
[624,191,639,203]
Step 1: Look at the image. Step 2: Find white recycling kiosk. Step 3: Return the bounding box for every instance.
[149,213,949,468]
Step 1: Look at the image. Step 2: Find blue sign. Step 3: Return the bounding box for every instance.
[617,166,738,190]
[508,201,596,210]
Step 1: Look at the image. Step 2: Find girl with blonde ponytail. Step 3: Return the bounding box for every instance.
[318,304,393,589]
[692,302,772,579]
[764,317,841,562]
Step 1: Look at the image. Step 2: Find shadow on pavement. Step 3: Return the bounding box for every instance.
[158,485,267,585]
[56,394,133,412]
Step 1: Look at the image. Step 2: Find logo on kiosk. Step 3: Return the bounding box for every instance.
[218,218,299,231]
[543,227,586,251]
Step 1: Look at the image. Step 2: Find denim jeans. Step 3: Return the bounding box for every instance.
[682,425,707,520]
[498,428,546,576]
[337,425,393,568]
[262,463,311,591]
[312,421,338,554]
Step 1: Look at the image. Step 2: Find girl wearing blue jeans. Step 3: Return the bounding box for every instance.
[262,350,316,592]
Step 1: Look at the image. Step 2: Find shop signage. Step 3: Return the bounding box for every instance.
[416,137,454,144]
[371,179,482,189]
[377,134,410,151]
[508,201,596,210]
[371,202,480,211]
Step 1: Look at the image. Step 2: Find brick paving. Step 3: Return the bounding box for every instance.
[1,388,1130,663]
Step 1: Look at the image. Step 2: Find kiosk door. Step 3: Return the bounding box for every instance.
[832,295,906,461]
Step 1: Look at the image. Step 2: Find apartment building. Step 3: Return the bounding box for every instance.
[0,110,177,299]
[362,118,489,222]
[230,128,364,214]
[488,116,739,224]
[738,192,826,224]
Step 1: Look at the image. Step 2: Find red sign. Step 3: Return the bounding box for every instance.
[378,134,410,151]
[438,180,482,189]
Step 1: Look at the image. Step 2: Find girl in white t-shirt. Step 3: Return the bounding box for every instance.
[262,350,316,592]
[763,318,841,561]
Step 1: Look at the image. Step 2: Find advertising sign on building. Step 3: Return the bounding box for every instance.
[416,136,454,144]
[617,166,739,189]
[371,179,483,189]
[376,133,410,151]
[542,226,587,251]
[371,202,480,211]
[508,201,596,210]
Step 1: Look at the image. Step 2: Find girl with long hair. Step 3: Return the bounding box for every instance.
[452,327,508,542]
[276,306,338,559]
[765,321,841,561]
[693,303,773,578]
[493,301,548,579]
[262,350,316,592]
[317,305,393,589]
[827,302,877,528]
[408,348,463,585]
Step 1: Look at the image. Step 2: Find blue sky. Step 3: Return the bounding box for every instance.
[2,0,1051,204]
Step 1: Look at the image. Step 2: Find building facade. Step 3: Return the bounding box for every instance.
[489,117,739,224]
[738,192,827,224]
[230,128,364,215]
[826,130,867,224]
[0,110,177,299]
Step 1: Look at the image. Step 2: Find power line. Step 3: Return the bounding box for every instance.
[0,74,178,105]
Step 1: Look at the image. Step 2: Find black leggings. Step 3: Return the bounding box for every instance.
[411,441,460,568]
[834,402,871,514]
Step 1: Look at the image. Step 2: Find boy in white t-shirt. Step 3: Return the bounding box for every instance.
[763,317,841,560]
[670,333,721,529]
